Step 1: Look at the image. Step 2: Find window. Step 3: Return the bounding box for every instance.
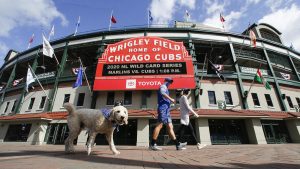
[106,92,115,105]
[12,100,17,112]
[224,91,233,105]
[76,93,85,106]
[141,91,151,108]
[296,97,300,107]
[28,98,35,110]
[251,93,260,106]
[4,102,10,113]
[264,94,274,107]
[39,96,46,109]
[63,94,70,105]
[176,90,181,104]
[124,91,132,105]
[208,91,216,104]
[286,96,294,108]
[260,28,281,43]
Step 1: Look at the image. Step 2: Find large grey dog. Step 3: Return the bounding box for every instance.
[64,102,128,155]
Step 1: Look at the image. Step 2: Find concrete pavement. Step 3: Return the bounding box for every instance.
[0,144,300,169]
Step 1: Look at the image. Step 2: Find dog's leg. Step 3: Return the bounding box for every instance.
[86,132,96,155]
[65,127,81,153]
[106,129,120,155]
[65,136,70,152]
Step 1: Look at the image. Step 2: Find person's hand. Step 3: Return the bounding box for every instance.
[170,98,175,103]
[194,114,199,118]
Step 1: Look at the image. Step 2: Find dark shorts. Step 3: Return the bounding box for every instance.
[157,104,172,124]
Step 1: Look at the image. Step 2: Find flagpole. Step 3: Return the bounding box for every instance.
[148,10,149,28]
[109,10,113,31]
[27,43,31,50]
[48,25,54,41]
[48,26,51,41]
[78,58,92,94]
[198,53,207,95]
[28,65,51,102]
[74,16,80,36]
[53,53,60,65]
[244,63,262,99]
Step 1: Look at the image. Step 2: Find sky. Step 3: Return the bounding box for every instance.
[0,0,300,66]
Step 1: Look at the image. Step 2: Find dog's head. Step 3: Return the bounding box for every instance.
[109,102,128,125]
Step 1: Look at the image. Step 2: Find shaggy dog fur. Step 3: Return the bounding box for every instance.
[64,103,128,155]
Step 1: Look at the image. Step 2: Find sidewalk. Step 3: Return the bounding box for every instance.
[0,144,300,169]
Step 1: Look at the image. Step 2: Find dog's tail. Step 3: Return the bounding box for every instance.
[64,103,76,116]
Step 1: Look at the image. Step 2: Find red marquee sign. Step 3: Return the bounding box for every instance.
[94,36,195,90]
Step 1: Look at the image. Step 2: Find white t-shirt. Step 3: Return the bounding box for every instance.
[179,95,197,125]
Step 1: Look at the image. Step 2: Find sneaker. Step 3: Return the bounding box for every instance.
[149,144,162,151]
[176,144,186,150]
[179,142,187,146]
[197,143,207,150]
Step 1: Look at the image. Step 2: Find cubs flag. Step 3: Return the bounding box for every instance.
[207,59,226,82]
[26,68,36,92]
[254,68,271,90]
[13,78,23,86]
[72,67,86,75]
[73,66,83,88]
[280,72,290,80]
[185,10,190,21]
[220,13,225,22]
[27,33,34,49]
[249,30,257,48]
[148,10,153,23]
[111,15,117,23]
[42,35,54,58]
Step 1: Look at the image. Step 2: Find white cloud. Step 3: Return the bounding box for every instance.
[0,42,9,54]
[259,4,300,51]
[246,0,261,5]
[224,11,243,30]
[149,0,196,24]
[202,0,244,31]
[178,0,196,9]
[204,0,226,15]
[265,0,293,12]
[0,0,68,37]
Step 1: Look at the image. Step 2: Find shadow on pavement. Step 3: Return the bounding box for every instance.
[1,149,300,169]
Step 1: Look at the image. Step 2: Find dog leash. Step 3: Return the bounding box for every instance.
[101,108,120,132]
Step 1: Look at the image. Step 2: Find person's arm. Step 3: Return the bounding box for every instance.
[160,85,175,103]
[183,96,199,117]
[162,93,175,103]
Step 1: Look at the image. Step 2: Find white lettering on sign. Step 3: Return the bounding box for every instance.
[138,81,162,86]
[109,39,150,53]
[154,54,182,61]
[153,39,181,51]
[108,54,151,62]
[240,66,268,75]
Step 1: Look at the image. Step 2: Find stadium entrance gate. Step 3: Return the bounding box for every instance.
[209,119,249,144]
[261,120,291,144]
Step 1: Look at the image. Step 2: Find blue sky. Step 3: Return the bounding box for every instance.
[1,0,300,66]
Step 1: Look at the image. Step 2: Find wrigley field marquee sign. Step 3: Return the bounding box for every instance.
[94,36,195,90]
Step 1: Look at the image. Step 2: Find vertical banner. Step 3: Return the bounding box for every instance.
[94,36,195,90]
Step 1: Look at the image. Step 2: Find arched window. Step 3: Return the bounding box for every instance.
[260,28,281,44]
